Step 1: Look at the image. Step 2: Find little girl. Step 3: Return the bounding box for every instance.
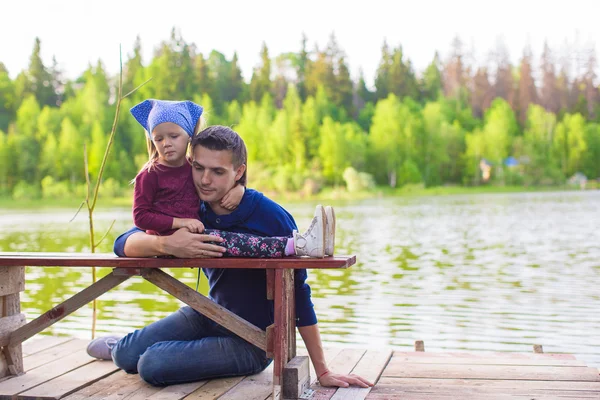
[130,99,334,258]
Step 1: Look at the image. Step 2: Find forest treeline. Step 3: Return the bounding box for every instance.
[0,30,598,199]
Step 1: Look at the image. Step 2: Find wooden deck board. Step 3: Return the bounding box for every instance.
[24,339,88,371]
[18,360,118,400]
[391,352,587,366]
[22,336,73,356]
[329,349,393,400]
[3,340,599,399]
[62,371,138,400]
[383,362,600,382]
[218,364,274,400]
[0,350,96,398]
[308,348,367,400]
[183,377,244,400]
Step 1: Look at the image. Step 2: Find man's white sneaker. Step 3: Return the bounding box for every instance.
[294,206,326,258]
[324,206,336,256]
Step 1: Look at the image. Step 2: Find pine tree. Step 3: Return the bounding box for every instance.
[539,41,559,113]
[374,40,392,101]
[443,36,467,100]
[471,67,493,118]
[227,52,245,102]
[517,47,538,125]
[420,52,443,102]
[296,33,309,101]
[249,42,272,102]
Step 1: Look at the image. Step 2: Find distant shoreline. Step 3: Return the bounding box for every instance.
[0,185,592,210]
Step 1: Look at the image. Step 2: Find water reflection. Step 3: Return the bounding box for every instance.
[0,191,598,367]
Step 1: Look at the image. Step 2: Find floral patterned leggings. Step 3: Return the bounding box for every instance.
[205,229,289,258]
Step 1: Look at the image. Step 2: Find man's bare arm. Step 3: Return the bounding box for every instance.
[123,228,226,258]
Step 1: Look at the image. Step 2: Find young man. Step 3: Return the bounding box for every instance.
[105,126,372,388]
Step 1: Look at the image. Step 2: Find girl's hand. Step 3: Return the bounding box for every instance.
[221,184,245,211]
[173,218,205,233]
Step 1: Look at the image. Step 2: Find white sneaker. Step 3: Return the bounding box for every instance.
[324,206,336,256]
[294,206,326,258]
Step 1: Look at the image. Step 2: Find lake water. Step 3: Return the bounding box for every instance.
[1,191,598,367]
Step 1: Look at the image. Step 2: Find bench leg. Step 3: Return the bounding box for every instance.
[273,268,296,399]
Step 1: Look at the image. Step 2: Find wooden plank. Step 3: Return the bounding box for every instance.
[0,267,24,296]
[19,360,119,400]
[62,370,137,400]
[382,362,600,381]
[371,378,600,399]
[22,336,73,356]
[0,349,94,397]
[0,353,6,379]
[393,351,579,360]
[287,270,296,361]
[297,347,343,386]
[266,269,274,300]
[99,376,161,400]
[376,377,600,392]
[142,268,266,351]
[0,314,26,346]
[218,364,273,400]
[147,381,208,400]
[2,294,20,316]
[0,253,356,270]
[309,349,367,400]
[283,356,310,399]
[25,339,88,371]
[390,352,587,367]
[330,350,392,400]
[9,272,130,346]
[272,269,291,391]
[366,394,566,400]
[2,344,23,376]
[183,376,244,399]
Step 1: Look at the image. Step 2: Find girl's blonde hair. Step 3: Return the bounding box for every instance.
[132,115,207,182]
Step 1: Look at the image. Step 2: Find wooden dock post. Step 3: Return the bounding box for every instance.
[0,266,26,377]
[415,340,425,352]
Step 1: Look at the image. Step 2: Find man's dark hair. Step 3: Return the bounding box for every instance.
[192,125,248,186]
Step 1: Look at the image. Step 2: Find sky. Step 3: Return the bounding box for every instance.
[1,0,599,87]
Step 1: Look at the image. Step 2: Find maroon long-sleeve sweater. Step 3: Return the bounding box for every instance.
[133,163,200,236]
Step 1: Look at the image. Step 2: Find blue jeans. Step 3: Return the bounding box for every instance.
[111,306,272,386]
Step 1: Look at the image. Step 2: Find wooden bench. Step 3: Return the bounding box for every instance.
[0,252,355,399]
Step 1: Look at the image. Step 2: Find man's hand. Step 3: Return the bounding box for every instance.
[318,371,373,388]
[173,218,205,233]
[160,228,226,258]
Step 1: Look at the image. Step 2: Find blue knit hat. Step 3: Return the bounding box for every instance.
[130,99,203,139]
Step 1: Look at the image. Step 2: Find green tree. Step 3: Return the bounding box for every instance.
[0,63,16,130]
[318,117,347,184]
[582,123,600,179]
[57,117,84,183]
[553,113,587,176]
[249,43,272,102]
[420,52,443,102]
[19,38,57,107]
[374,41,392,101]
[522,104,559,184]
[14,95,41,182]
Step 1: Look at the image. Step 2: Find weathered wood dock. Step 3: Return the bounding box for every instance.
[0,336,598,399]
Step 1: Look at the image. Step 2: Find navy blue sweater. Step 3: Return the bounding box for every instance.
[113,189,317,330]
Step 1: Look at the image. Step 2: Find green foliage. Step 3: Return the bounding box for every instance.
[343,167,375,192]
[12,180,41,200]
[398,159,423,186]
[1,35,600,200]
[41,176,70,199]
